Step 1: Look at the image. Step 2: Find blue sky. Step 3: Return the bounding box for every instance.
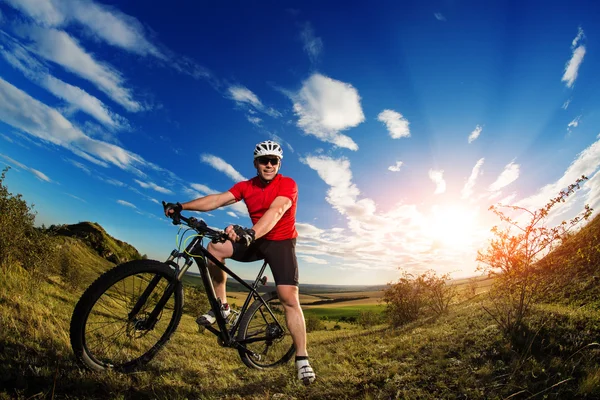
[1,0,599,285]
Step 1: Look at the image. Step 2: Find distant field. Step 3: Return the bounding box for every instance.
[303,305,384,320]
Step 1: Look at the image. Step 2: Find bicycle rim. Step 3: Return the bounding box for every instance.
[238,292,295,368]
[81,268,180,370]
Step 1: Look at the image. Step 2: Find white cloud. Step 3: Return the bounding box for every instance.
[296,154,488,278]
[567,115,581,133]
[247,116,262,126]
[429,169,446,194]
[134,179,173,194]
[117,199,136,208]
[434,13,446,21]
[378,109,410,139]
[562,98,572,110]
[228,85,281,118]
[226,211,238,218]
[300,255,328,265]
[489,162,519,192]
[562,27,586,88]
[461,158,485,199]
[517,138,600,215]
[388,161,404,172]
[229,85,262,109]
[4,0,164,58]
[468,125,483,143]
[0,77,149,172]
[292,73,364,150]
[200,154,247,182]
[0,33,128,129]
[190,183,219,196]
[0,153,52,182]
[300,22,323,64]
[14,25,144,112]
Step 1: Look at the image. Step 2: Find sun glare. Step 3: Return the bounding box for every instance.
[425,204,480,250]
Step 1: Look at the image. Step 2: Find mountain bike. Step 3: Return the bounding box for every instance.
[69,206,295,372]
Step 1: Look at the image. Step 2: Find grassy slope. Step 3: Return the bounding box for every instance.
[1,215,600,399]
[2,266,598,399]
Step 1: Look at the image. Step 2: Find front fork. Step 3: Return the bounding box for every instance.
[127,246,197,330]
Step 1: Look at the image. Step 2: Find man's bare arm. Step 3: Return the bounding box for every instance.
[182,191,237,212]
[251,196,292,239]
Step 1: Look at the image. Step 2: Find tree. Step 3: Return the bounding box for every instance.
[476,176,592,342]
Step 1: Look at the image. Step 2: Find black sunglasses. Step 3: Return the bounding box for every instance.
[257,157,280,166]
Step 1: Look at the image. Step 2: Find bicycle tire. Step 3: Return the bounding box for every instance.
[70,259,184,372]
[236,291,295,369]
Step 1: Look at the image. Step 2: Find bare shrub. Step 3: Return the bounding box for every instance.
[477,176,592,343]
[383,270,455,327]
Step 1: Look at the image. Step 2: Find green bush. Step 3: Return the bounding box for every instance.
[0,168,58,276]
[305,314,325,332]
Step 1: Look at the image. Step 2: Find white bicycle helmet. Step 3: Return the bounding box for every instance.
[253,140,283,159]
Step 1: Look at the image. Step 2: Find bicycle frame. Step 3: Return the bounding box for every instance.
[155,234,284,360]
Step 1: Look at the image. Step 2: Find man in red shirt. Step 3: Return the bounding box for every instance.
[164,140,315,385]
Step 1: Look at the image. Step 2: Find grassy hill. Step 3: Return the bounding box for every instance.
[1,170,599,398]
[49,221,143,265]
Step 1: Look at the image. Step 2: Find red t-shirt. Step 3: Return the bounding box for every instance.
[228,174,298,241]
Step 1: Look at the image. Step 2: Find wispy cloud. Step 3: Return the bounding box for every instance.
[428,169,446,194]
[0,153,52,182]
[13,24,145,112]
[291,73,364,150]
[299,255,328,265]
[562,98,572,110]
[468,125,483,143]
[117,199,137,208]
[461,158,485,199]
[0,77,149,172]
[562,27,586,88]
[434,13,446,21]
[247,116,262,126]
[226,211,238,218]
[4,0,164,58]
[200,154,247,182]
[0,32,129,129]
[378,109,410,139]
[4,0,213,82]
[388,161,404,172]
[489,162,519,192]
[300,22,323,65]
[228,85,281,118]
[135,179,173,194]
[567,115,582,134]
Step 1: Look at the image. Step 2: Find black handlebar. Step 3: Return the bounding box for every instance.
[162,201,227,242]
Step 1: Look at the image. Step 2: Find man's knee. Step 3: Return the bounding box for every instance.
[277,285,300,308]
[207,241,234,260]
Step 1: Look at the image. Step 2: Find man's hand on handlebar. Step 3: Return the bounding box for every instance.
[163,201,183,217]
[225,225,256,247]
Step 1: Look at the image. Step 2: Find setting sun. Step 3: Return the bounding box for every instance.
[424,204,481,249]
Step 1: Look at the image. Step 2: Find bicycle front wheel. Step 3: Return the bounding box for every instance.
[70,260,183,372]
[236,291,295,369]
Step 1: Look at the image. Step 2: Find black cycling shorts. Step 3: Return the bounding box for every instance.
[231,238,298,286]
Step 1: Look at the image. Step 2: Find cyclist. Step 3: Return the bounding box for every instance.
[164,140,315,385]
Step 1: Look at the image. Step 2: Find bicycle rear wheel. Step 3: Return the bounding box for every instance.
[70,260,183,372]
[236,291,295,369]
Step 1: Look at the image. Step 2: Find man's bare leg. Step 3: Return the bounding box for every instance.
[205,241,233,306]
[276,285,307,355]
[277,285,315,384]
